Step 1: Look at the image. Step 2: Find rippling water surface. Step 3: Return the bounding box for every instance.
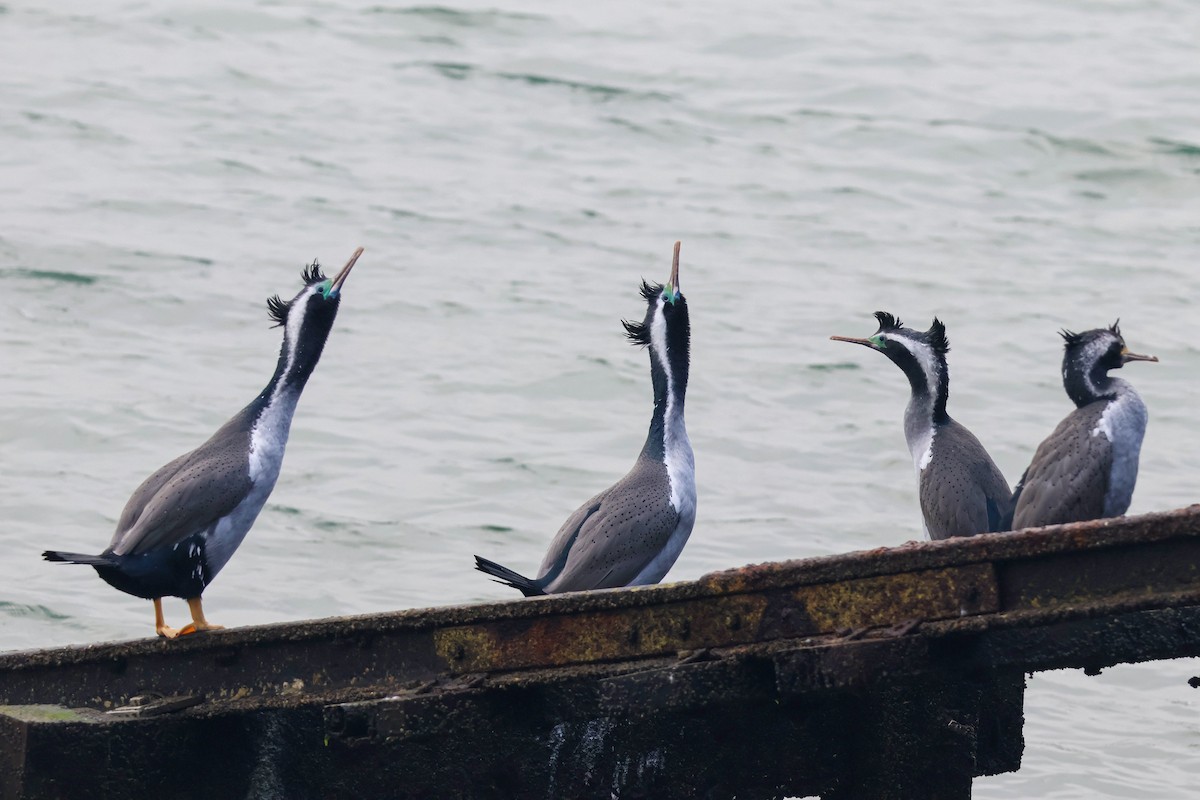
[2,1,1199,796]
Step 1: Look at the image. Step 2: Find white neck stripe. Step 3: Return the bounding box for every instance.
[1070,333,1121,399]
[882,333,940,394]
[649,298,690,511]
[650,298,674,428]
[274,285,319,405]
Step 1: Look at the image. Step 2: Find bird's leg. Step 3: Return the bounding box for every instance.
[154,598,180,639]
[178,597,225,636]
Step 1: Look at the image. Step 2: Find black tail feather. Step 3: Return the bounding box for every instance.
[43,550,115,567]
[1001,469,1029,531]
[473,555,546,598]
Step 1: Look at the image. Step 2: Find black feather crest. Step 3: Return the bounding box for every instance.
[1109,319,1121,337]
[623,318,651,347]
[266,294,290,327]
[1059,328,1084,347]
[639,280,663,302]
[301,260,326,285]
[873,311,903,332]
[928,317,950,355]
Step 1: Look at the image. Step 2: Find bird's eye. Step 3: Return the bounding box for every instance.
[318,279,334,299]
[870,335,887,349]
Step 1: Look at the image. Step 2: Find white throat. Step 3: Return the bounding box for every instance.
[248,287,320,487]
[883,333,940,472]
[1090,378,1135,441]
[904,400,936,471]
[649,298,695,513]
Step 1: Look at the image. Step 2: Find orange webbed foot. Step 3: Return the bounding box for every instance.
[178,621,225,636]
[180,597,225,636]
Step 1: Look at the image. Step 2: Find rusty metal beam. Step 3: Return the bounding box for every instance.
[7,507,1199,711]
[2,506,1200,800]
[0,561,1001,710]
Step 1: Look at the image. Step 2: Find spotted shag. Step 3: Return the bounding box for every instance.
[475,242,696,595]
[44,248,364,637]
[832,312,1012,539]
[1008,323,1157,529]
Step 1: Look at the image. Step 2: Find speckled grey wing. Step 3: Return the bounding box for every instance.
[110,449,195,545]
[1011,402,1111,530]
[537,487,610,580]
[543,460,678,592]
[923,424,1013,537]
[919,420,1013,539]
[108,424,253,556]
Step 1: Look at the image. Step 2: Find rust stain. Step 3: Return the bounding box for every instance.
[434,594,769,674]
[794,564,999,633]
[432,566,996,674]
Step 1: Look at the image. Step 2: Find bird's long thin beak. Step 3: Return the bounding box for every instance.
[331,247,364,293]
[1121,349,1159,364]
[669,241,681,292]
[830,335,876,348]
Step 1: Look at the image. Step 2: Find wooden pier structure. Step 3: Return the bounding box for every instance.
[4,506,1200,799]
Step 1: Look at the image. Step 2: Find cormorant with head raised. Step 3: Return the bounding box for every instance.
[44,248,364,637]
[475,242,695,595]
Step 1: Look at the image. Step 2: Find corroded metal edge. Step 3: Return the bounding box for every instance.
[1,505,1197,712]
[7,506,1196,669]
[3,508,1198,800]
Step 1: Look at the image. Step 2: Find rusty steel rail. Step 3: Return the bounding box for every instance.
[3,506,1200,800]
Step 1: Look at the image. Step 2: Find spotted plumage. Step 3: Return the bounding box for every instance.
[529,457,681,591]
[1008,323,1156,529]
[475,242,695,595]
[43,248,363,638]
[832,312,1011,539]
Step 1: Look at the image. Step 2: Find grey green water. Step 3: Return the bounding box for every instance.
[2,0,1199,796]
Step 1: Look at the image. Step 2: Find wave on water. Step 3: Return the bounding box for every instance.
[129,250,213,266]
[807,362,863,372]
[362,5,549,26]
[20,111,130,144]
[0,601,69,621]
[1149,136,1200,157]
[9,268,99,285]
[428,61,473,80]
[496,72,673,103]
[366,204,448,223]
[392,59,672,103]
